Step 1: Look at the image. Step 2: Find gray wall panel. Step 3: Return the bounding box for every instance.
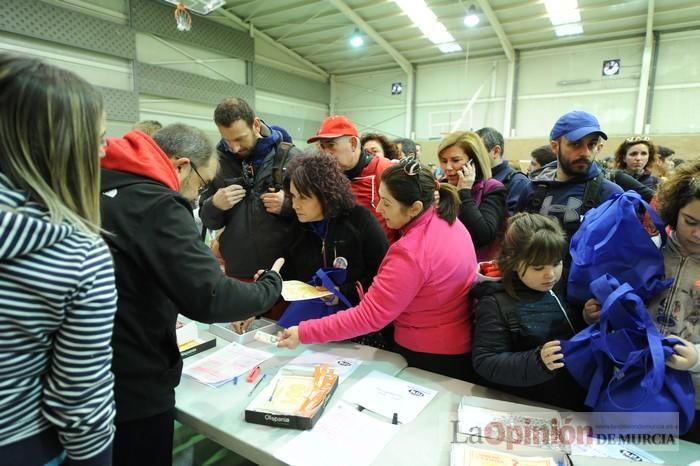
[257,112,321,146]
[98,87,139,122]
[256,64,329,104]
[135,62,254,106]
[1,0,134,58]
[130,0,253,62]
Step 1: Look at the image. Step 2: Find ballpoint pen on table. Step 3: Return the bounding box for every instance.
[248,373,267,397]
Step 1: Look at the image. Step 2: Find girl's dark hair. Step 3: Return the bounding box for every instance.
[360,133,400,160]
[381,158,460,224]
[656,159,700,229]
[283,151,355,219]
[498,213,566,298]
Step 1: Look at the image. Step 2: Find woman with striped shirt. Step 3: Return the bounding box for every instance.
[0,55,117,465]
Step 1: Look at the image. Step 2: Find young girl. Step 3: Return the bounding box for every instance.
[471,212,586,409]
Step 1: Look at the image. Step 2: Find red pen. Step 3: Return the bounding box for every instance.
[246,366,261,383]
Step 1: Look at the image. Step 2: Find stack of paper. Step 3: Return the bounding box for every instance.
[182,342,273,387]
[285,350,361,384]
[341,370,437,424]
[274,401,399,466]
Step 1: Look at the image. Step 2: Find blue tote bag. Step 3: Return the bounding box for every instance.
[567,191,672,305]
[561,275,696,435]
[278,268,353,328]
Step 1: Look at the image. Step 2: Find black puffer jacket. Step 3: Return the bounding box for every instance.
[471,280,586,410]
[283,205,388,305]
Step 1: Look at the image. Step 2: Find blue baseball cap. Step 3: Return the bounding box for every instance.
[550,111,608,142]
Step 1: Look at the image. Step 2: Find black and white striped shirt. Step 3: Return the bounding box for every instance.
[0,175,117,464]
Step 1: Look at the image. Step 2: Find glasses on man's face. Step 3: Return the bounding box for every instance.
[190,161,210,195]
[625,135,650,143]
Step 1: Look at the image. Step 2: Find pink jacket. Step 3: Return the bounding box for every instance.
[298,207,477,354]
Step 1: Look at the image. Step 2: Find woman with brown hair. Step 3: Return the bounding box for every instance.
[361,132,401,161]
[614,135,661,190]
[0,54,117,465]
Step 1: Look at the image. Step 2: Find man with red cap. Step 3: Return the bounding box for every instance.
[308,116,397,243]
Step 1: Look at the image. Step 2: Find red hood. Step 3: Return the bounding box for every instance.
[101,130,180,191]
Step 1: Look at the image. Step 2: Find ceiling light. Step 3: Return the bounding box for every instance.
[161,0,225,16]
[350,29,364,47]
[463,5,480,28]
[438,43,462,53]
[393,0,457,45]
[554,23,584,37]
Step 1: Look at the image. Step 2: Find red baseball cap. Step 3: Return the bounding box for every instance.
[307,115,358,143]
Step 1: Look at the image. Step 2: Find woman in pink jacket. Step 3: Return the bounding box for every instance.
[278,158,478,380]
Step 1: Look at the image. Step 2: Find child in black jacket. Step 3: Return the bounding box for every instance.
[471,212,586,410]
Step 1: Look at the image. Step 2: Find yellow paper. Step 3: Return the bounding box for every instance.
[282,280,333,301]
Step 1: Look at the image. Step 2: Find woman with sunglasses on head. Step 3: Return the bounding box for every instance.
[614,136,661,190]
[0,55,117,465]
[437,131,507,261]
[278,158,478,381]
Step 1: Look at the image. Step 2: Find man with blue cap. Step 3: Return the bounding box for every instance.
[519,110,622,232]
[518,111,623,303]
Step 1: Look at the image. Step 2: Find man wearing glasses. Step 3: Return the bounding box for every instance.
[100,123,283,466]
[308,115,398,243]
[199,97,301,280]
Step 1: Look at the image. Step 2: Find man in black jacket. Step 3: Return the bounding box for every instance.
[100,123,283,466]
[199,97,301,279]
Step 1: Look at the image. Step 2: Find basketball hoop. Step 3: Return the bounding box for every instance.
[174,2,192,31]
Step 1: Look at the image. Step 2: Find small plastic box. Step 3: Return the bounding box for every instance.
[208,318,280,344]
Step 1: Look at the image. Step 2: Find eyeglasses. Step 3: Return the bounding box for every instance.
[401,156,424,196]
[190,161,211,195]
[625,135,650,143]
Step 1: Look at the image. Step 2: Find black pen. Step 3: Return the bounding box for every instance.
[248,373,267,397]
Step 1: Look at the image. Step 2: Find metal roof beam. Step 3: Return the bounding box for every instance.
[327,0,412,75]
[475,0,514,62]
[214,8,329,80]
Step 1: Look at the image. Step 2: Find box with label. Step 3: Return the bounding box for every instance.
[208,318,280,344]
[245,365,338,430]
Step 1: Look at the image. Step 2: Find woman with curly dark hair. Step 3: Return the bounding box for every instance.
[361,133,401,161]
[614,136,661,190]
[278,152,390,341]
[645,159,700,441]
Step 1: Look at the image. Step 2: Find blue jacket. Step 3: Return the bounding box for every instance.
[492,160,529,215]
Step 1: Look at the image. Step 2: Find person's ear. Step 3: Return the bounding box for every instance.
[171,157,190,173]
[550,139,559,155]
[409,200,423,218]
[253,117,262,137]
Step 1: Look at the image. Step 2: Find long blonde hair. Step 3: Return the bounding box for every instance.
[437,131,493,181]
[0,54,104,234]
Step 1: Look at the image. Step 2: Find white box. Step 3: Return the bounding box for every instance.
[208,318,280,344]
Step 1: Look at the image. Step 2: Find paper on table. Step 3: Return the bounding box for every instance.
[274,401,399,466]
[450,444,558,466]
[182,342,273,387]
[282,280,333,301]
[342,370,437,423]
[571,441,664,463]
[286,350,361,384]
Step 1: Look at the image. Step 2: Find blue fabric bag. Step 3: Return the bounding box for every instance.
[277,268,353,328]
[561,275,696,435]
[567,191,672,305]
